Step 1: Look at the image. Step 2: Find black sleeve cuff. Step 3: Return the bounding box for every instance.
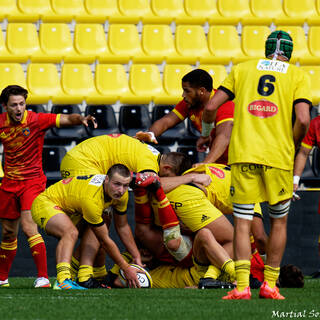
[218,86,235,100]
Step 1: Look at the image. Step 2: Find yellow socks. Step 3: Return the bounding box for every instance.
[235,260,251,291]
[93,265,107,280]
[221,259,236,283]
[56,262,71,283]
[264,265,280,288]
[70,256,80,281]
[78,265,93,283]
[204,265,221,279]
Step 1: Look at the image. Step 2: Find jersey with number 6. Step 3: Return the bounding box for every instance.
[220,59,312,170]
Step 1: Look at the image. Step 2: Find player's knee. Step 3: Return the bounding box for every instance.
[67,227,79,242]
[194,228,212,246]
[268,200,291,219]
[166,235,192,262]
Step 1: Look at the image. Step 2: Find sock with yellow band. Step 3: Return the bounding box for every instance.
[28,234,48,279]
[204,265,221,280]
[56,262,71,283]
[221,259,236,283]
[0,238,17,281]
[264,265,280,289]
[93,265,107,280]
[235,260,251,292]
[70,256,80,281]
[78,265,93,283]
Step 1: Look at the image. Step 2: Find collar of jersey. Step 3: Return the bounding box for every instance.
[6,110,27,125]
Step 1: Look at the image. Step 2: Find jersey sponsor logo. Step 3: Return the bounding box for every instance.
[147,144,160,156]
[89,174,106,186]
[62,177,73,184]
[208,166,225,179]
[241,164,272,172]
[170,201,183,210]
[108,133,121,138]
[248,100,278,118]
[257,59,289,73]
[22,127,30,136]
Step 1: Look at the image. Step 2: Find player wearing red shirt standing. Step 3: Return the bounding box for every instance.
[0,85,96,288]
[136,69,234,165]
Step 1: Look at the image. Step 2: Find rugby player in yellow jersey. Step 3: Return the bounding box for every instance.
[60,133,211,283]
[31,164,142,290]
[199,30,312,299]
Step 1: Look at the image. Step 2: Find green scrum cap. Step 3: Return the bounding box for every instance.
[265,30,293,61]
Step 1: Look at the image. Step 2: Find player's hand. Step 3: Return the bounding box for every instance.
[132,256,146,268]
[123,265,143,288]
[292,183,301,201]
[196,136,210,152]
[82,115,98,128]
[191,173,212,186]
[135,131,158,144]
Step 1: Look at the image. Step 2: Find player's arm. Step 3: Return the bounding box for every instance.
[293,101,311,151]
[202,120,233,164]
[90,223,140,288]
[59,113,97,128]
[198,89,230,151]
[135,112,181,144]
[160,174,211,193]
[113,211,143,267]
[293,145,311,192]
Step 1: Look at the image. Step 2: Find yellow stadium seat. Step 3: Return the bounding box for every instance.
[184,0,226,25]
[278,0,319,26]
[198,65,228,89]
[250,0,288,26]
[150,0,191,24]
[217,0,262,25]
[50,0,90,22]
[122,64,166,104]
[6,23,44,62]
[39,23,80,63]
[154,64,193,104]
[61,64,100,103]
[300,66,320,106]
[0,0,28,22]
[141,24,180,64]
[276,26,314,64]
[107,24,146,63]
[74,24,115,63]
[84,0,124,23]
[0,64,26,91]
[26,63,65,104]
[0,30,15,62]
[17,0,57,22]
[118,0,158,24]
[302,27,320,65]
[241,26,270,59]
[175,25,212,64]
[89,64,130,104]
[207,25,246,65]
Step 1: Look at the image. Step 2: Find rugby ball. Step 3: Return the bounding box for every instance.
[119,264,152,288]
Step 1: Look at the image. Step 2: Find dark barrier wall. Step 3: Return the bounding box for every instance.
[2,191,320,278]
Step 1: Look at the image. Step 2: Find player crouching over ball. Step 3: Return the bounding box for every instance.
[31,164,142,290]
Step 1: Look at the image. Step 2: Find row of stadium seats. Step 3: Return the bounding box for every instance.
[1,0,320,26]
[2,62,320,106]
[1,23,320,65]
[0,63,227,105]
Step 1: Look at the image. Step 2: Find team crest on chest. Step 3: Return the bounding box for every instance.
[22,127,30,136]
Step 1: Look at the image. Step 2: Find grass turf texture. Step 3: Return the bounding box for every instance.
[1,278,319,320]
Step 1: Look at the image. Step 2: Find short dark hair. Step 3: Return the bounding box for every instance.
[0,85,28,105]
[107,164,131,179]
[182,69,213,92]
[279,264,304,288]
[161,152,192,176]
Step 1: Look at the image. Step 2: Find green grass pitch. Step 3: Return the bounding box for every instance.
[1,278,319,320]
